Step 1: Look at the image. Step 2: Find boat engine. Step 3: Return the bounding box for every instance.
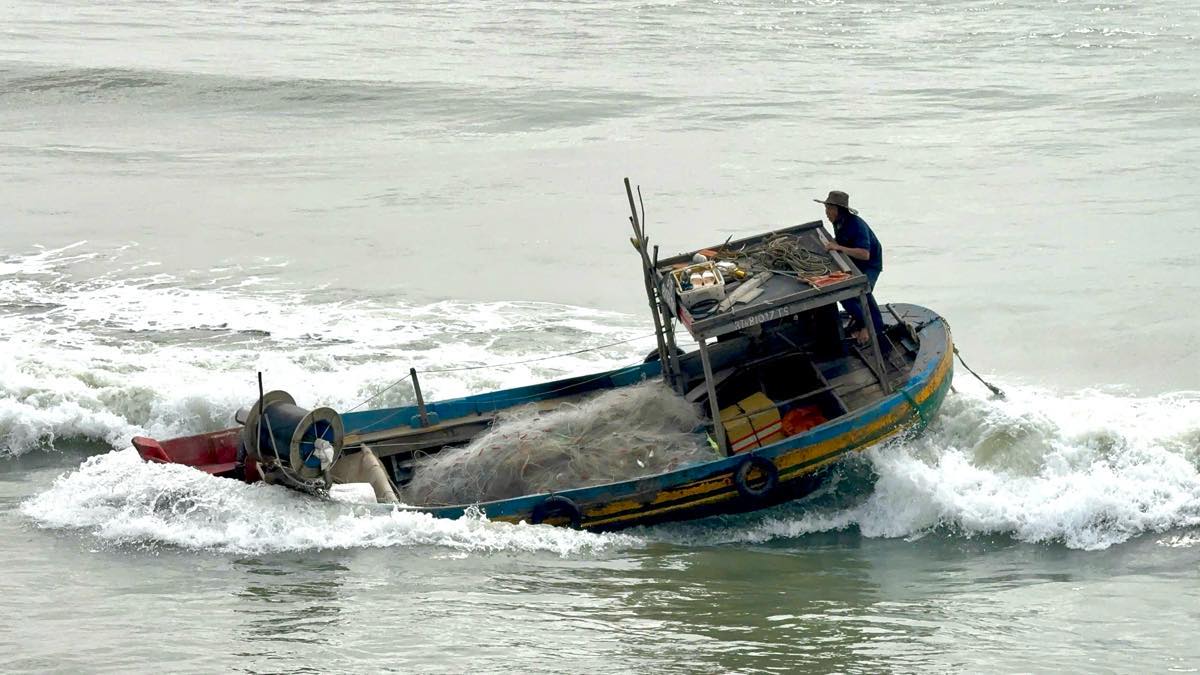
[240,390,345,491]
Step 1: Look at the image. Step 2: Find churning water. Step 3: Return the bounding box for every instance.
[3,1,1200,672]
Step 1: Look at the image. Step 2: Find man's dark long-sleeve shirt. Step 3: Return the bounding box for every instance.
[834,213,883,274]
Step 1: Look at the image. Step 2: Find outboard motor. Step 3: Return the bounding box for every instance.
[240,391,344,494]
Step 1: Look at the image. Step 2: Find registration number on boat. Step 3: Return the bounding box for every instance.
[732,308,785,330]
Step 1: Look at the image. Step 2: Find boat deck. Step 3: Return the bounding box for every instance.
[655,220,869,342]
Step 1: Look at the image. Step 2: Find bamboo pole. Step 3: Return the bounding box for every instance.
[651,243,684,392]
[624,177,672,386]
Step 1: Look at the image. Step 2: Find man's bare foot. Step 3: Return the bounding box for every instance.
[853,328,870,346]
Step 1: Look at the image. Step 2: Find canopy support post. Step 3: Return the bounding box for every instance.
[698,338,727,455]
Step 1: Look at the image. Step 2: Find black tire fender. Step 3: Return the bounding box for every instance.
[733,455,779,501]
[530,495,583,529]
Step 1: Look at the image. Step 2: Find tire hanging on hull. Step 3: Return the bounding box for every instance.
[733,455,779,502]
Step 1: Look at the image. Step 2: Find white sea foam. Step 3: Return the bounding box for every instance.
[0,240,96,276]
[9,244,1200,553]
[24,381,1200,554]
[20,450,639,555]
[1157,532,1200,548]
[0,245,650,457]
[659,384,1200,551]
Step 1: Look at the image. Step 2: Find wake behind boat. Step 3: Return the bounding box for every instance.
[131,180,953,530]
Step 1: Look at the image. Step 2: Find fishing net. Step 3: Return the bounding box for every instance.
[402,381,715,506]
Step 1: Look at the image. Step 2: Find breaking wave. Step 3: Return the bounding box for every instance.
[19,382,1200,554]
[655,385,1200,551]
[0,244,650,457]
[20,449,637,556]
[9,245,1200,553]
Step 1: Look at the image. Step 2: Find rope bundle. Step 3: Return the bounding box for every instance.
[709,234,832,279]
[754,235,832,277]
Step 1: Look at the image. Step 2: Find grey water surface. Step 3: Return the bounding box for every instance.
[3,1,1200,672]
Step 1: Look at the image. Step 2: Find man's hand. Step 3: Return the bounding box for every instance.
[824,241,841,252]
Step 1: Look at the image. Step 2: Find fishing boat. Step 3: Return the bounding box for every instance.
[131,180,953,530]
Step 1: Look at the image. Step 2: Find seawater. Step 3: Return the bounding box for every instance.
[3,1,1199,672]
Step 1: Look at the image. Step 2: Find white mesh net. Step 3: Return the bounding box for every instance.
[402,381,715,506]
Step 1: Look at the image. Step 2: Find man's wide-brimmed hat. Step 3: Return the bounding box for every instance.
[814,190,857,215]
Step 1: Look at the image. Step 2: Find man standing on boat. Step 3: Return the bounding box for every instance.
[815,190,885,347]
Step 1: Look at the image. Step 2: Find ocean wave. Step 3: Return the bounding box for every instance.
[17,380,1200,554]
[0,62,674,132]
[652,386,1200,551]
[9,246,1200,552]
[0,245,651,457]
[20,450,636,556]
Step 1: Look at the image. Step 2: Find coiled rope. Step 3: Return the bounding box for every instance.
[706,234,832,278]
[753,235,832,277]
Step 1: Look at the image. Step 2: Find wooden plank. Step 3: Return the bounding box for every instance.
[358,422,488,459]
[817,229,854,273]
[838,373,887,396]
[804,359,849,417]
[689,280,865,340]
[840,383,886,411]
[859,289,892,394]
[837,357,912,399]
[818,358,854,381]
[828,366,878,391]
[685,366,737,402]
[347,415,490,446]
